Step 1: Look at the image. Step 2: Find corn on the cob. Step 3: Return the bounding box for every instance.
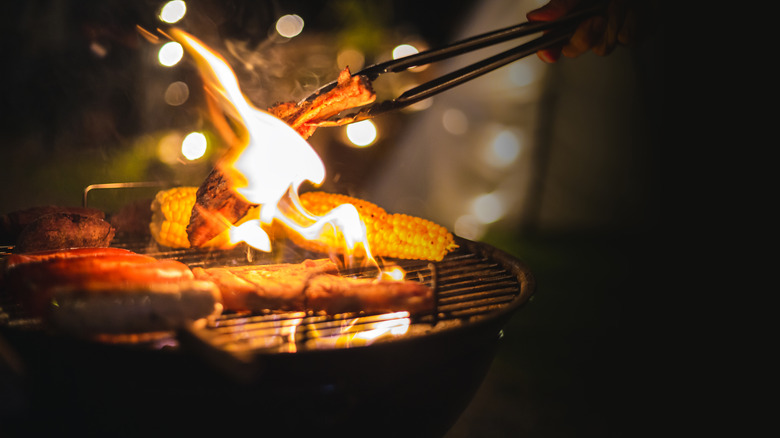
[150,188,458,260]
[150,187,235,248]
[292,191,457,261]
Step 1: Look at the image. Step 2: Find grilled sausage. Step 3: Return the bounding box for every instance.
[1,248,220,333]
[3,247,140,269]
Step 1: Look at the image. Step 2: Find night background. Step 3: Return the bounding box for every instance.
[1,0,663,436]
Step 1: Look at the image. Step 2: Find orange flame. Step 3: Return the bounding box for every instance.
[169,29,377,266]
[307,312,411,349]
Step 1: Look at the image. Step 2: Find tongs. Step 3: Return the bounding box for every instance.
[304,3,606,126]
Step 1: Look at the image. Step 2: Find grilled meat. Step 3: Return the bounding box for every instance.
[192,259,338,312]
[306,275,433,315]
[14,212,115,253]
[46,280,220,334]
[3,247,140,269]
[1,206,106,243]
[1,248,221,333]
[186,167,254,247]
[193,258,433,315]
[268,67,376,139]
[186,67,376,247]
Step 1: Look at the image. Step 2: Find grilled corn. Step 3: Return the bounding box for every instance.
[293,191,457,261]
[149,187,236,248]
[150,188,457,260]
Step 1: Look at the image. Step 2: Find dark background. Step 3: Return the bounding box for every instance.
[1,1,663,436]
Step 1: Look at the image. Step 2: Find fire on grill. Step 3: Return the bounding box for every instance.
[0,23,535,438]
[0,24,535,343]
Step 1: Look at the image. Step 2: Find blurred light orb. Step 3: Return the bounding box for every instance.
[393,43,428,71]
[345,120,377,147]
[158,41,184,67]
[164,81,190,106]
[337,47,365,71]
[392,44,419,59]
[442,108,468,135]
[158,132,183,164]
[182,132,207,160]
[472,193,505,224]
[485,129,521,167]
[89,41,108,58]
[454,214,485,241]
[276,14,304,38]
[160,1,187,24]
[508,60,538,87]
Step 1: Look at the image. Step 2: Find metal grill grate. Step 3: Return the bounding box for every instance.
[1,237,532,354]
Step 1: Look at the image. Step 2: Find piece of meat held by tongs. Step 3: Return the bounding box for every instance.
[186,68,375,247]
[186,3,605,247]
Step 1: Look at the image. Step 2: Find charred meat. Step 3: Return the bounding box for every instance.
[186,67,376,247]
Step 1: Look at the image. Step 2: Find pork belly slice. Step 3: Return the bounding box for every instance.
[192,258,433,315]
[192,259,338,312]
[305,274,433,315]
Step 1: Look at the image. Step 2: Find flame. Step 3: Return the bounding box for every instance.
[380,266,405,281]
[306,312,411,349]
[169,29,376,266]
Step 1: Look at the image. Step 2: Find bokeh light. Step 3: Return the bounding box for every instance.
[442,108,468,135]
[164,81,189,106]
[392,44,419,60]
[276,14,304,38]
[454,214,485,241]
[337,47,365,71]
[392,43,428,71]
[158,41,184,67]
[472,192,505,224]
[508,59,539,87]
[159,1,187,24]
[181,131,207,160]
[484,129,521,168]
[345,120,378,147]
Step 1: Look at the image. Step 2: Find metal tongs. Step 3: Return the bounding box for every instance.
[303,3,606,126]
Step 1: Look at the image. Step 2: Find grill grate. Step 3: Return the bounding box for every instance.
[1,237,531,354]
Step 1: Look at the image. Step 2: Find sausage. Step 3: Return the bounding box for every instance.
[46,280,222,334]
[3,247,140,269]
[3,249,193,317]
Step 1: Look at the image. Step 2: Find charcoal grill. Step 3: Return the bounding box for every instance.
[1,236,534,437]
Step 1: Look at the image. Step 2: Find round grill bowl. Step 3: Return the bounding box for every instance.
[1,238,534,437]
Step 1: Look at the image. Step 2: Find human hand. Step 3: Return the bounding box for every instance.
[526,0,648,63]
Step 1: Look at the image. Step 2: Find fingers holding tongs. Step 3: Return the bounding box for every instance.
[306,2,607,127]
